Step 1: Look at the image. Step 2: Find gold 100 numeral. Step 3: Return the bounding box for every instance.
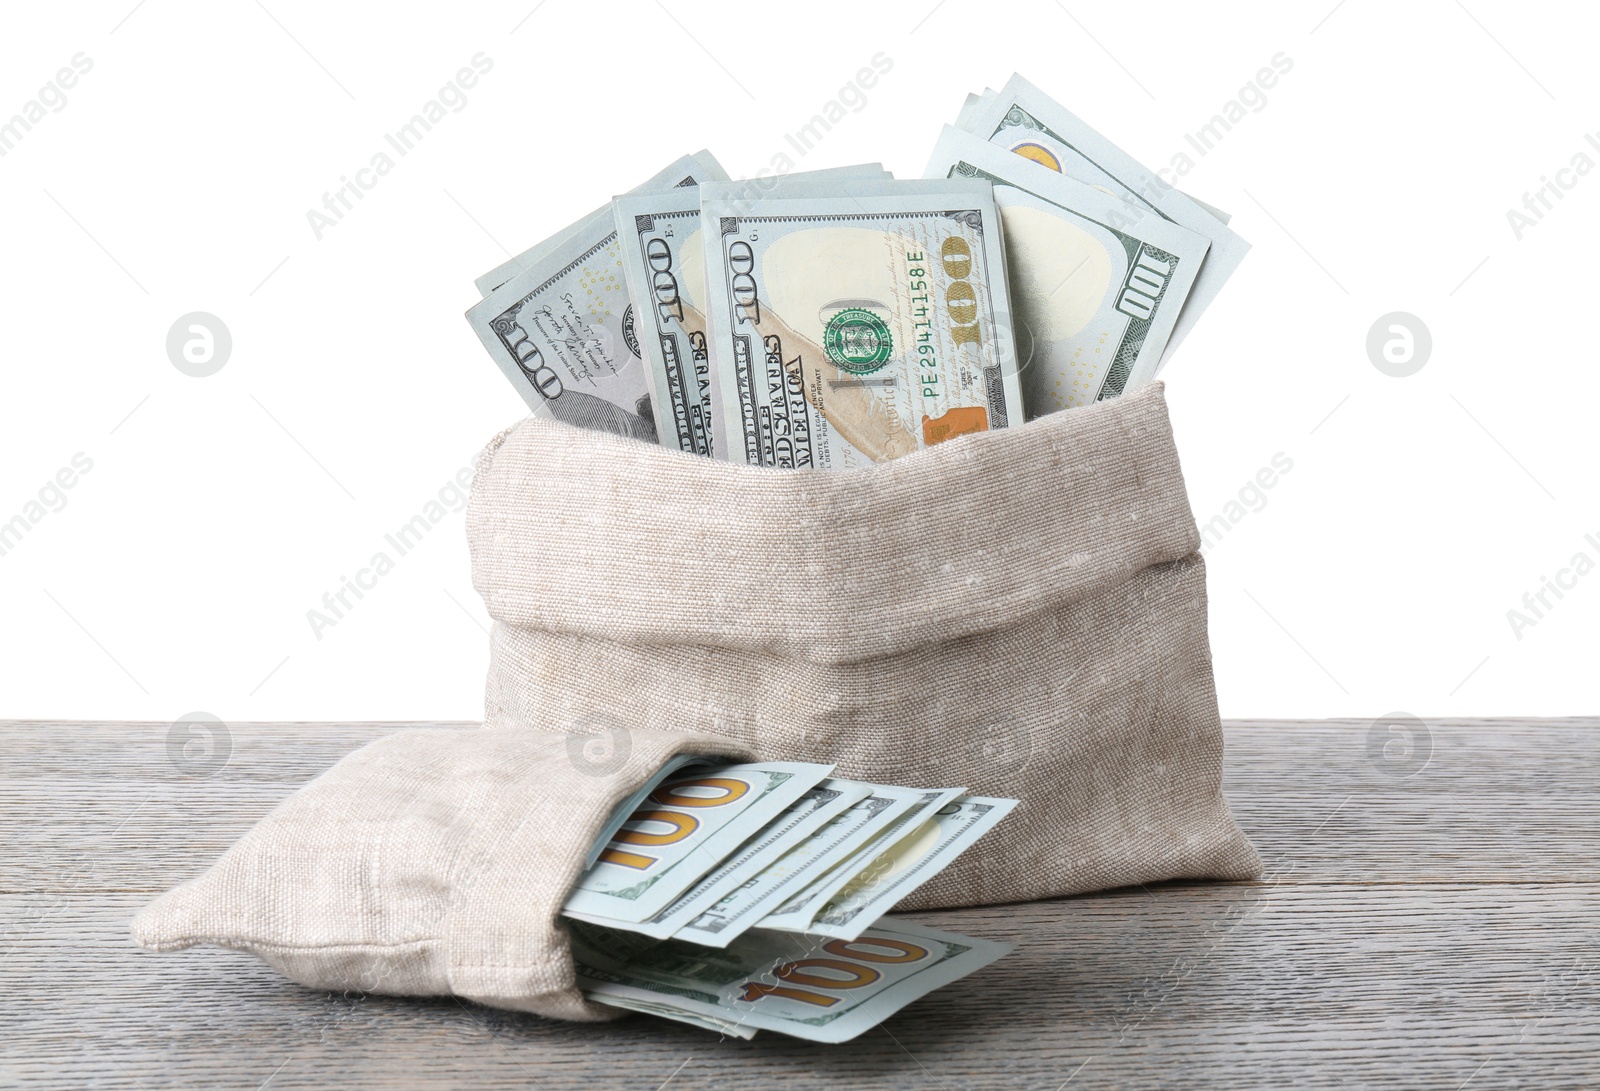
[940,236,983,349]
[598,777,751,871]
[739,937,931,1007]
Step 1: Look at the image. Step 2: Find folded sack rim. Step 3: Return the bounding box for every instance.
[468,381,1201,664]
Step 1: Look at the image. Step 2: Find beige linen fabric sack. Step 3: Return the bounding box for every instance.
[471,380,1260,911]
[132,380,1258,1021]
[132,726,752,1021]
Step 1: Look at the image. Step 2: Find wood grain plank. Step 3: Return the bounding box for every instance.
[3,885,1595,1090]
[1,719,1595,1089]
[4,720,1597,892]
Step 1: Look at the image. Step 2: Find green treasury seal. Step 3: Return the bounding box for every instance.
[822,308,893,374]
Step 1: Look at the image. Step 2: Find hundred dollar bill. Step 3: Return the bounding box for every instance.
[757,787,965,934]
[571,917,1012,1043]
[674,782,929,948]
[473,150,726,297]
[612,164,891,456]
[563,761,833,923]
[569,779,869,939]
[956,89,1232,226]
[963,73,1249,363]
[926,126,1209,413]
[803,795,1018,941]
[465,221,661,437]
[464,153,726,438]
[699,178,1023,468]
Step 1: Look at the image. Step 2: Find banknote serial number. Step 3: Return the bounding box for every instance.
[907,238,985,397]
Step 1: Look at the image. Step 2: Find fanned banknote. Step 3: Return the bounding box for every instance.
[672,782,928,948]
[955,88,1234,226]
[611,165,891,456]
[699,178,1022,468]
[464,154,729,437]
[473,150,726,297]
[803,795,1018,940]
[962,73,1249,364]
[757,786,966,933]
[563,761,833,923]
[558,758,1017,1038]
[926,126,1209,413]
[571,918,1012,1043]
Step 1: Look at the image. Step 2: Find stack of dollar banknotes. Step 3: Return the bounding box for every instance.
[465,74,1246,467]
[564,756,1017,1042]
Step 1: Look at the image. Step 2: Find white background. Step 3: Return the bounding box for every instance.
[1,0,1595,725]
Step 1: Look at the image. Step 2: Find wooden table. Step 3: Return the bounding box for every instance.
[3,719,1595,1088]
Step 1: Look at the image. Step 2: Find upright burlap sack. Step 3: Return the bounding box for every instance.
[470,380,1261,912]
[131,381,1260,1022]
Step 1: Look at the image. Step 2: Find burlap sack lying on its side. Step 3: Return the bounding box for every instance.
[470,381,1262,911]
[130,726,753,1021]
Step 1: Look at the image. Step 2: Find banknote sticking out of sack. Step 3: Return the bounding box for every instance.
[463,73,1246,466]
[563,757,1021,1039]
[129,731,1018,1042]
